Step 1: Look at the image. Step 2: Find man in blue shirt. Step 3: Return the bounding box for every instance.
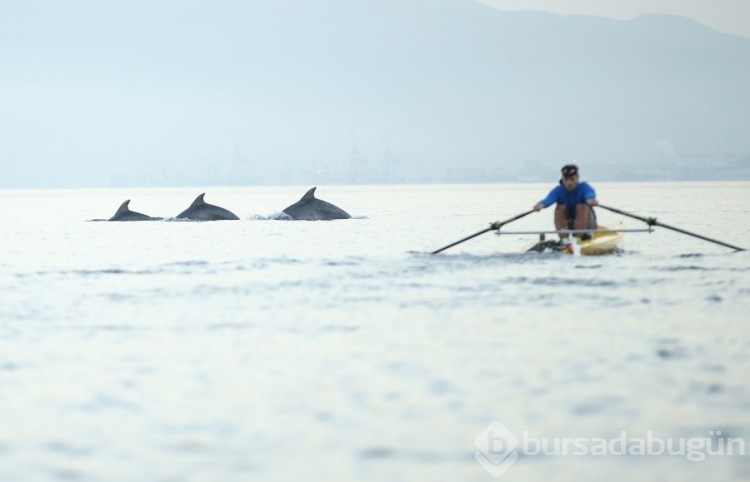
[533,164,599,239]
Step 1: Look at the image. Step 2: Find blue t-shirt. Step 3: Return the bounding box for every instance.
[539,181,596,216]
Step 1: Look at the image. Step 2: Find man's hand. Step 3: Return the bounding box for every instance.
[533,203,543,212]
[587,199,599,207]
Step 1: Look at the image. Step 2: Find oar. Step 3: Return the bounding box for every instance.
[597,204,745,251]
[431,209,535,254]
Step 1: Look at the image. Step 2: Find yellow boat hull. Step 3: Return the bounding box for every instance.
[521,225,625,255]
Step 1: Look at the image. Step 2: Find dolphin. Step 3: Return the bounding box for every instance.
[282,187,351,220]
[176,193,240,221]
[108,200,161,221]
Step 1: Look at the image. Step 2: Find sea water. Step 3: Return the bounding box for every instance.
[0,182,749,481]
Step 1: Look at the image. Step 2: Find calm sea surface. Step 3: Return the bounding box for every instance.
[1,182,749,481]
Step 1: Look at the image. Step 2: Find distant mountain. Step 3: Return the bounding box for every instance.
[1,0,749,187]
[309,0,750,182]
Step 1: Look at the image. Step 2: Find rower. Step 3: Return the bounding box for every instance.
[532,163,599,240]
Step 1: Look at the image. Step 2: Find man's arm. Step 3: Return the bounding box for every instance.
[533,186,560,211]
[583,182,598,206]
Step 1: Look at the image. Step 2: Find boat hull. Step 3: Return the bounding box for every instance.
[521,225,625,255]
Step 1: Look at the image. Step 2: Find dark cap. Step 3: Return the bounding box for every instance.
[561,164,578,177]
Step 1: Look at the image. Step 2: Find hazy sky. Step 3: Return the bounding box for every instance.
[479,0,750,38]
[1,0,748,188]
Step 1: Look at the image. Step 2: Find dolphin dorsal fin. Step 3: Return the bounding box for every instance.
[114,200,131,215]
[300,187,317,201]
[190,193,207,207]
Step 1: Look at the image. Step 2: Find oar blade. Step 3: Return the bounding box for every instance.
[597,204,745,251]
[430,227,491,254]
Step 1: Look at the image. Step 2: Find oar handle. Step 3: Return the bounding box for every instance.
[597,204,656,225]
[597,204,745,251]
